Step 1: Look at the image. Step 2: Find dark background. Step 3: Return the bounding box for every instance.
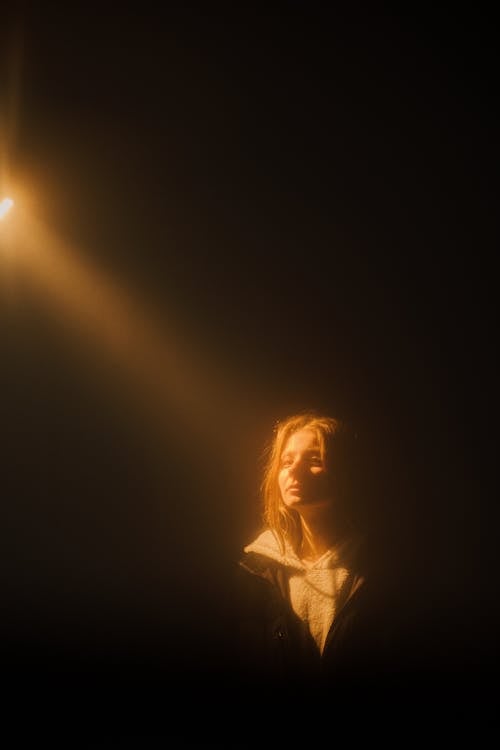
[1,1,497,734]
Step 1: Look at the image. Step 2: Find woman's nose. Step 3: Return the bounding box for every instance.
[289,458,304,476]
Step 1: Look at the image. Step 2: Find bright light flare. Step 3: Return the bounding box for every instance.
[0,197,14,220]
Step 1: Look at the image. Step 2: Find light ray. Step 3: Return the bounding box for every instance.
[12,206,255,453]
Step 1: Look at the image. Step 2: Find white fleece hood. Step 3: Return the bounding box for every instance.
[244,530,359,654]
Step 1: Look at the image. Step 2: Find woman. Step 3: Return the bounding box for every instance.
[231,410,388,693]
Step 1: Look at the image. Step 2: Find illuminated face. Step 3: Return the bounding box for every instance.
[278,428,331,510]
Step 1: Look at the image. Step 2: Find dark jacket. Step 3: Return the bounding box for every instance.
[229,547,393,696]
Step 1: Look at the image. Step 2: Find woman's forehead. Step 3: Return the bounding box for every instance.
[282,428,321,452]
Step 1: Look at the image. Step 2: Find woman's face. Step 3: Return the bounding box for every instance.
[278,428,332,510]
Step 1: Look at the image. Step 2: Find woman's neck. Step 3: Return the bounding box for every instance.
[298,510,348,562]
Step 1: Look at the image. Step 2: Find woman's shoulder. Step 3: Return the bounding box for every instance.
[235,550,288,594]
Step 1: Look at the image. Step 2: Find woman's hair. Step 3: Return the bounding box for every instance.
[260,410,355,556]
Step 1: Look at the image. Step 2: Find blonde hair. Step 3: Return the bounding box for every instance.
[260,411,351,557]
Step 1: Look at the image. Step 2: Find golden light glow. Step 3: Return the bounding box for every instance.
[0,197,14,220]
[11,204,252,452]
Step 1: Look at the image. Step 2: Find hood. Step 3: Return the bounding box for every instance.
[243,528,360,572]
[243,529,303,571]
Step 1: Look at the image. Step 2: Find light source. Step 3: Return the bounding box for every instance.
[0,197,14,220]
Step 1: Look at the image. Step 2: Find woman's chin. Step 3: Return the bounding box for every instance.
[284,495,331,511]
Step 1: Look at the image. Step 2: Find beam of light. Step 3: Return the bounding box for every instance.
[11,205,257,455]
[0,197,14,219]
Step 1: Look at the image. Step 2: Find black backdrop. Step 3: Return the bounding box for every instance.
[1,2,497,737]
